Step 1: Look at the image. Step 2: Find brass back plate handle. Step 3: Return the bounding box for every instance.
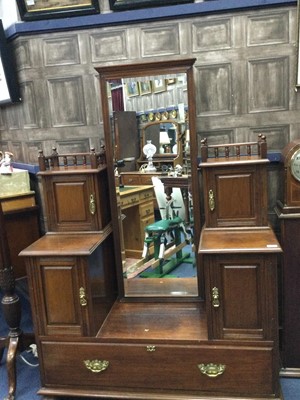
[84,360,109,373]
[89,194,96,215]
[212,287,220,308]
[198,363,226,378]
[208,189,215,211]
[79,287,87,307]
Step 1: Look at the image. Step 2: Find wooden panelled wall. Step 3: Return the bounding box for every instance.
[0,5,299,229]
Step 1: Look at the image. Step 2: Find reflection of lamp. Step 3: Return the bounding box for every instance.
[143,140,157,172]
[159,129,170,154]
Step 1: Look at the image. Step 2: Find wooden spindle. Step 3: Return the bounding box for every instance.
[90,148,97,169]
[51,148,59,168]
[200,139,208,162]
[38,150,46,171]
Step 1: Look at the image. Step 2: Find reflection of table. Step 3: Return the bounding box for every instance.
[121,172,192,223]
[119,185,154,259]
[160,175,192,223]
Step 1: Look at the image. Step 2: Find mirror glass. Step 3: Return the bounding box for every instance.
[99,64,198,298]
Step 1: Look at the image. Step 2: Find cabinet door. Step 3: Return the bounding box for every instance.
[202,165,268,228]
[27,256,89,337]
[205,254,278,341]
[44,172,108,232]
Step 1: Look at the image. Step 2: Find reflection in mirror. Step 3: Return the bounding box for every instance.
[138,121,182,173]
[96,60,199,298]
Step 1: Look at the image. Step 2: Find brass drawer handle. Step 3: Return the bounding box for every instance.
[79,287,87,307]
[208,189,215,211]
[146,345,156,352]
[198,363,226,378]
[84,359,109,373]
[89,194,96,215]
[212,287,220,308]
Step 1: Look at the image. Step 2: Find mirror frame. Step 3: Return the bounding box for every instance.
[96,58,201,299]
[141,120,181,161]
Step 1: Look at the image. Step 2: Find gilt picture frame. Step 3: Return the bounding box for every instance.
[109,0,194,11]
[152,78,166,93]
[17,0,100,21]
[126,81,140,97]
[138,81,152,95]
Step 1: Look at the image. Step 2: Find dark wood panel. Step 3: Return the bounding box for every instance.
[4,207,40,278]
[223,265,259,329]
[280,219,300,368]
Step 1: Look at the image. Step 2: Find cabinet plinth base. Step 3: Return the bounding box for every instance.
[280,367,300,378]
[38,387,284,400]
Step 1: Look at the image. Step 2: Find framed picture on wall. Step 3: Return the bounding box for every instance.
[0,20,21,105]
[126,82,140,97]
[110,0,194,11]
[138,81,152,95]
[17,0,100,21]
[152,78,166,93]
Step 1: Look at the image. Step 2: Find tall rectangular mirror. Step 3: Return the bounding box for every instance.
[96,59,201,298]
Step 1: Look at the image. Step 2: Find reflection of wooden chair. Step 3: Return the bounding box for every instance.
[141,177,192,276]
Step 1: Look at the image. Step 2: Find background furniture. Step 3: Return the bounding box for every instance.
[1,192,40,278]
[136,120,184,172]
[0,202,36,400]
[275,140,300,375]
[119,185,154,258]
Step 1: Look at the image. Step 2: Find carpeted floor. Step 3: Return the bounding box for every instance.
[1,279,300,400]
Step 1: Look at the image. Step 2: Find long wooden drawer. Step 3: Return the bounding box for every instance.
[139,188,153,201]
[41,341,277,397]
[120,193,140,208]
[122,175,142,185]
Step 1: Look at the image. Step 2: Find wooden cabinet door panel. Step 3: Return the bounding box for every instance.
[205,254,277,341]
[203,165,268,228]
[216,173,253,220]
[41,168,110,232]
[54,181,88,223]
[45,174,96,231]
[38,258,86,336]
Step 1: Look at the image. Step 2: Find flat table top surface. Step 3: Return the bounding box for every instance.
[199,227,282,253]
[19,230,111,257]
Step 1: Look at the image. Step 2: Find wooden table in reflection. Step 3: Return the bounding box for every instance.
[119,185,155,259]
[121,172,192,223]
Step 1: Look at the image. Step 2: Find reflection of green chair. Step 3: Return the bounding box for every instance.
[142,215,189,276]
[141,178,192,276]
